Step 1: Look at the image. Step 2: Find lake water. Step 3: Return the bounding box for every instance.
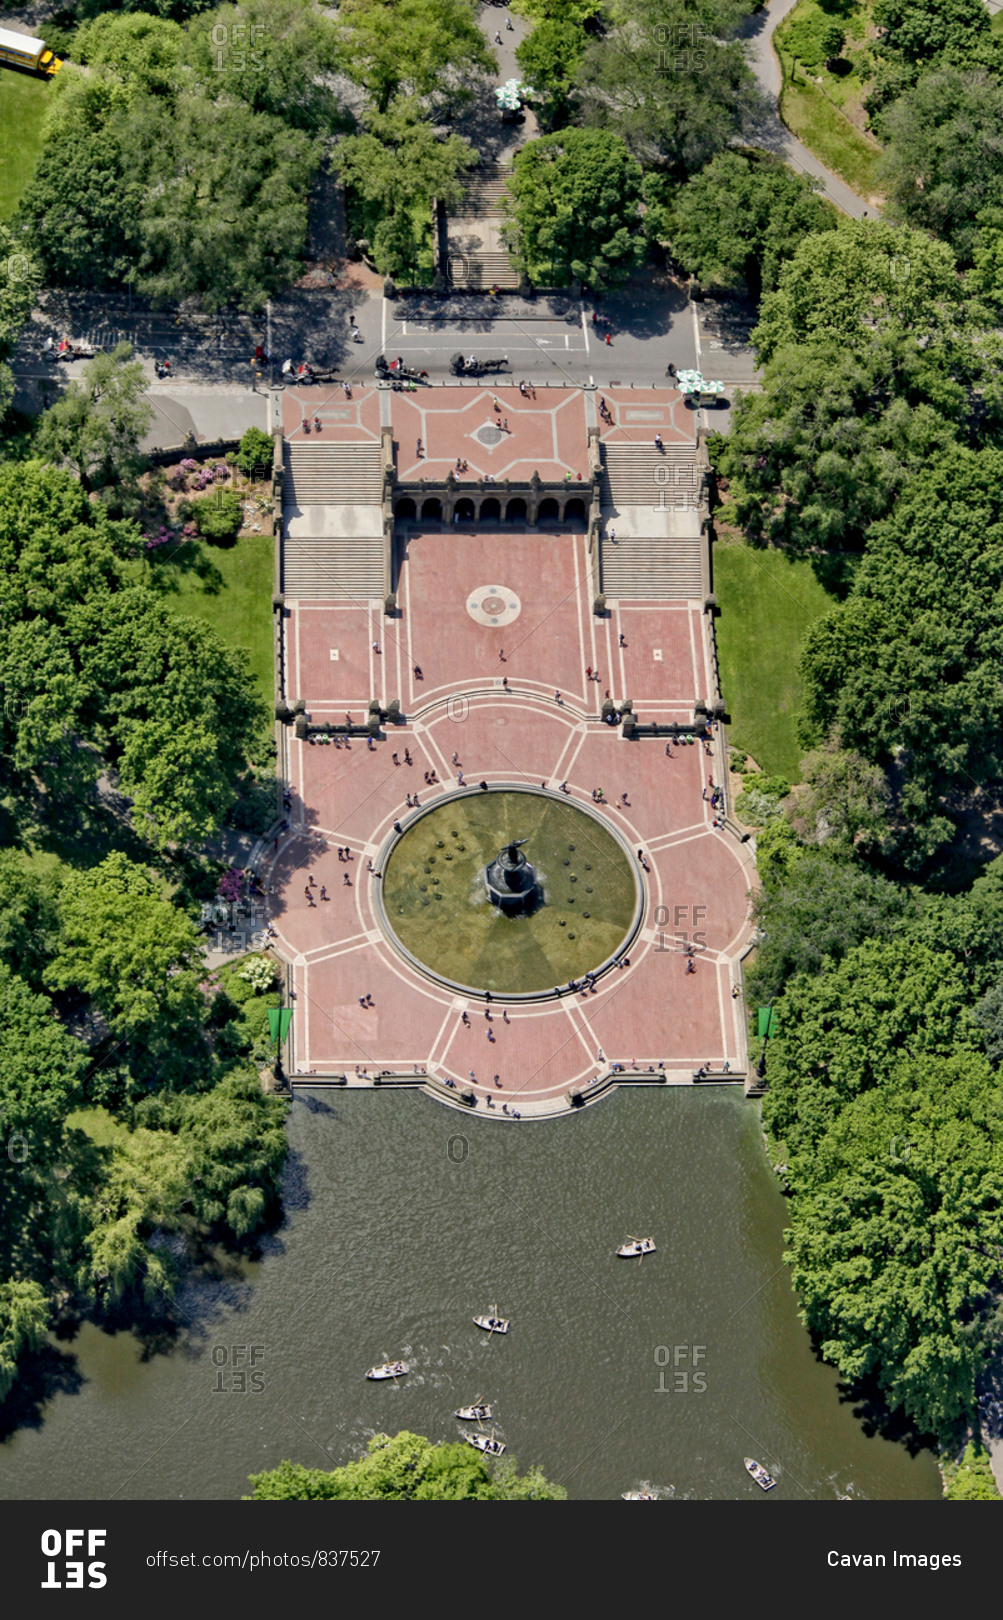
[0,1089,941,1500]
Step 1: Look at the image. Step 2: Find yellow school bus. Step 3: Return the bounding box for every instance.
[0,27,61,75]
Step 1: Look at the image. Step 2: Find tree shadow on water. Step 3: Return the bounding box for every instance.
[0,1342,84,1443]
[836,1372,937,1457]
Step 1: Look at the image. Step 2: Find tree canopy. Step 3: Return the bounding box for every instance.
[797,447,1003,848]
[667,151,832,297]
[35,345,154,489]
[762,939,1003,1438]
[505,127,645,288]
[336,0,495,114]
[337,98,477,283]
[878,70,1003,264]
[573,0,763,181]
[247,1431,567,1499]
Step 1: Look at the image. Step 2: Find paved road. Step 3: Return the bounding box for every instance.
[737,0,880,218]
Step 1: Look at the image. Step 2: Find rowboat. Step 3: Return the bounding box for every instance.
[455,1401,493,1422]
[617,1237,656,1258]
[473,1306,509,1334]
[463,1431,506,1456]
[744,1457,776,1491]
[622,1491,656,1500]
[365,1359,408,1380]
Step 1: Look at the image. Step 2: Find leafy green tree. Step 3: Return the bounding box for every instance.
[867,0,1003,118]
[515,19,585,128]
[505,128,644,288]
[966,220,1003,316]
[750,218,965,365]
[668,152,831,297]
[36,344,153,489]
[710,221,986,552]
[0,224,40,421]
[0,1279,51,1401]
[0,966,89,1334]
[187,0,342,130]
[0,459,132,629]
[336,0,495,114]
[748,842,913,1001]
[511,0,598,21]
[337,97,478,284]
[878,70,1003,264]
[782,1052,1003,1438]
[74,12,185,95]
[797,448,1003,846]
[78,1118,191,1302]
[135,97,319,311]
[763,938,973,1159]
[73,589,266,846]
[247,1431,567,1499]
[0,850,62,990]
[943,1442,1002,1499]
[136,1071,288,1234]
[234,426,274,478]
[574,0,763,181]
[45,852,204,1039]
[973,977,1003,1068]
[17,74,144,289]
[787,745,891,855]
[820,21,845,61]
[710,332,964,551]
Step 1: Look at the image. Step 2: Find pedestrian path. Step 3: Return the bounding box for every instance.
[737,0,880,219]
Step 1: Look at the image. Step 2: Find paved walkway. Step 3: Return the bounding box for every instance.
[738,0,881,218]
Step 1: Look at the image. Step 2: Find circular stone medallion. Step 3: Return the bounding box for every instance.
[467,585,521,627]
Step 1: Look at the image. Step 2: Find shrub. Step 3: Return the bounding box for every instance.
[192,488,243,541]
[736,773,791,826]
[236,954,279,994]
[234,427,274,479]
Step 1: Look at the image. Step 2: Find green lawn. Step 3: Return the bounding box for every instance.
[780,74,882,200]
[0,71,49,220]
[713,541,839,781]
[141,530,275,708]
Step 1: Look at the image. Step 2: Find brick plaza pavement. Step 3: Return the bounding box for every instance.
[268,523,755,1118]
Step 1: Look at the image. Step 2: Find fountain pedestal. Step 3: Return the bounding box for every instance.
[485,839,541,916]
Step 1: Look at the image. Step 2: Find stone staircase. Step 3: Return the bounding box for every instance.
[600,442,700,508]
[446,164,520,290]
[599,533,704,601]
[599,441,704,601]
[282,442,385,601]
[283,442,383,505]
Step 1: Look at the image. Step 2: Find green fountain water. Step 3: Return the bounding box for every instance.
[381,790,638,994]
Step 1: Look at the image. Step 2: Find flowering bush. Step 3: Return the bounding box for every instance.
[218,867,244,902]
[236,955,279,994]
[144,526,176,550]
[180,458,198,472]
[191,463,230,491]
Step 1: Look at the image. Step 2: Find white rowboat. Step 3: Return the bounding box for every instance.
[744,1457,776,1491]
[617,1237,656,1258]
[473,1305,509,1334]
[366,1360,408,1381]
[463,1431,506,1456]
